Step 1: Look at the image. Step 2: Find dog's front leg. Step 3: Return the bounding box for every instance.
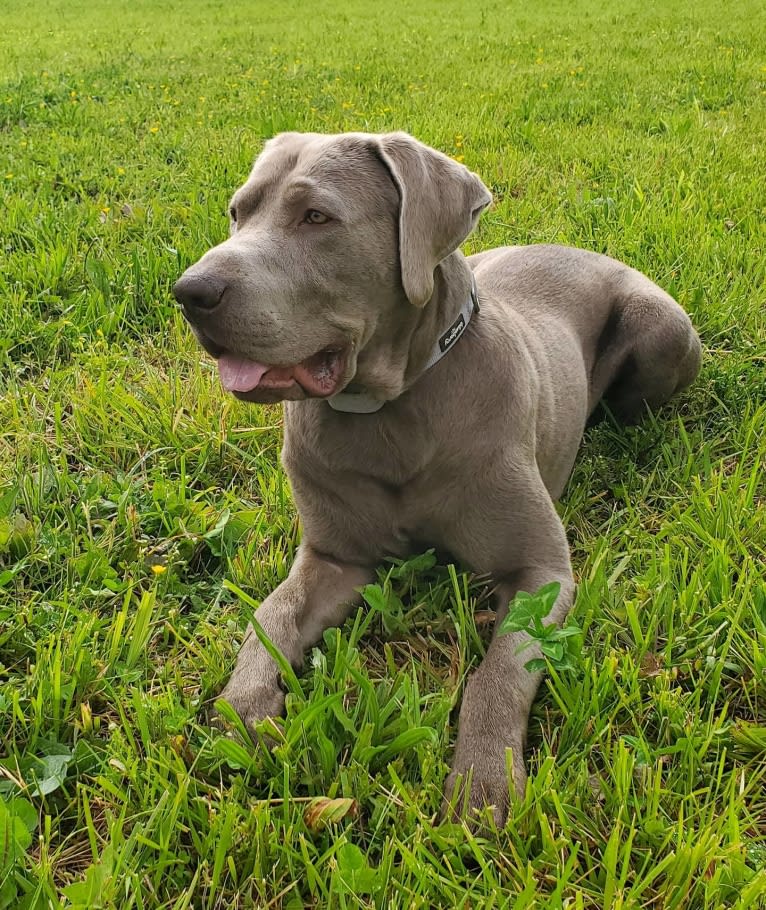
[445,566,575,825]
[442,480,575,826]
[219,544,373,732]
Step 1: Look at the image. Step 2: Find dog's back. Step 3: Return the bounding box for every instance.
[470,244,701,422]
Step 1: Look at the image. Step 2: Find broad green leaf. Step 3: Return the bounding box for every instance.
[535,581,562,613]
[0,801,33,857]
[360,583,391,613]
[26,749,73,798]
[8,798,36,834]
[498,599,538,635]
[386,550,437,578]
[336,842,379,894]
[541,640,564,661]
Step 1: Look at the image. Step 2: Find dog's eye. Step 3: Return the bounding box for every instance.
[229,206,237,223]
[304,209,330,225]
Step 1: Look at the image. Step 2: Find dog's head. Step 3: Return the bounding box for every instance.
[174,131,491,403]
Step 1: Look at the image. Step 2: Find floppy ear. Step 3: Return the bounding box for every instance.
[375,132,492,307]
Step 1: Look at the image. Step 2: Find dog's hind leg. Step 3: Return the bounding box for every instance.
[589,275,702,423]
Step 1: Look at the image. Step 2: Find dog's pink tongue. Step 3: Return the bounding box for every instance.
[217,354,270,392]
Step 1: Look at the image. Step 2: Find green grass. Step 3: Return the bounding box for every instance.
[1,0,765,906]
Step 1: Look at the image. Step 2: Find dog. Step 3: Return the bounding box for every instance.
[173,131,701,824]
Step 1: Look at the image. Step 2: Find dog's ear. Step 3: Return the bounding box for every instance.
[375,132,492,307]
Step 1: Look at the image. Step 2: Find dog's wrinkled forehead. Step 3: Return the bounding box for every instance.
[232,132,397,219]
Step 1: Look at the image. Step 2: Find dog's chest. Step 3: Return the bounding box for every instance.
[285,407,437,487]
[280,405,460,560]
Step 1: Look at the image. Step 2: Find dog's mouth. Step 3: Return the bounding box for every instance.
[214,346,347,403]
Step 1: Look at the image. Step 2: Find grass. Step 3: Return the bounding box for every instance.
[1,0,765,905]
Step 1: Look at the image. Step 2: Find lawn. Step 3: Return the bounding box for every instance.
[1,0,765,906]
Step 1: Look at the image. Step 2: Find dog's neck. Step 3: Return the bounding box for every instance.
[328,251,476,413]
[404,253,476,386]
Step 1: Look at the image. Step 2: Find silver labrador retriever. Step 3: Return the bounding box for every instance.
[173,131,701,824]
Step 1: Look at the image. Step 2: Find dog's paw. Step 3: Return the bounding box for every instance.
[441,746,526,830]
[441,770,509,829]
[214,678,286,741]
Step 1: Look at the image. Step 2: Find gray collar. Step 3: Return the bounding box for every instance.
[327,280,480,414]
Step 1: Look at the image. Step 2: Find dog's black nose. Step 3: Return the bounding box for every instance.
[172,273,227,311]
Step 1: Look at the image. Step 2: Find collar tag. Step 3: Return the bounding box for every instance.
[328,279,479,415]
[437,312,466,354]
